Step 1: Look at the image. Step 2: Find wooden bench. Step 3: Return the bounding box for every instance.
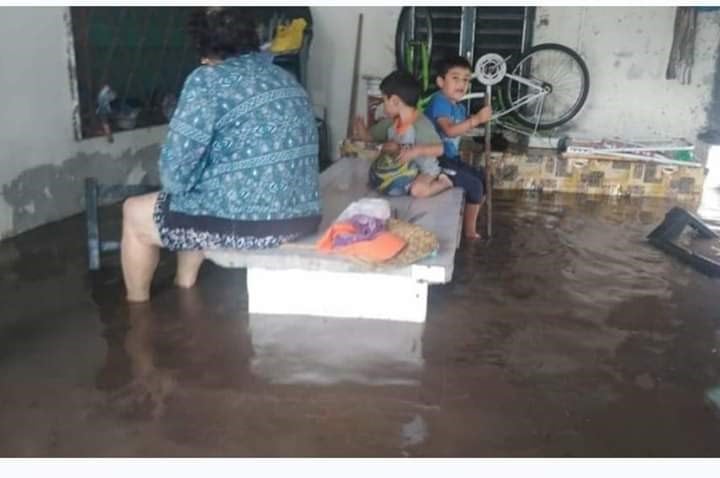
[204,156,464,323]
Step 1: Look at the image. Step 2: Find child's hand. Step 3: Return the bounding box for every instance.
[397,147,417,165]
[471,105,492,126]
[381,141,401,155]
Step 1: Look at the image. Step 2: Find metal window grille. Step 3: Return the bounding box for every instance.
[404,6,533,114]
[408,7,532,82]
[70,7,198,140]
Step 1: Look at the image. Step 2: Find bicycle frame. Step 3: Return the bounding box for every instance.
[461,72,548,133]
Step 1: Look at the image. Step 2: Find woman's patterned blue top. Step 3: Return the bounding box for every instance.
[159,52,321,221]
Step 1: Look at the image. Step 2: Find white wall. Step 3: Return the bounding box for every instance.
[0,7,166,238]
[307,7,400,155]
[530,7,719,140]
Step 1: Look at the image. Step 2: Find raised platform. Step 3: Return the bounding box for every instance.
[341,139,705,201]
[492,148,705,200]
[204,157,465,322]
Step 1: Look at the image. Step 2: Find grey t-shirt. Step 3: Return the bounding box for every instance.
[369,115,442,177]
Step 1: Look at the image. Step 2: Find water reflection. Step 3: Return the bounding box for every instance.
[93,299,177,420]
[92,283,255,420]
[92,275,425,413]
[248,314,424,386]
[697,179,720,230]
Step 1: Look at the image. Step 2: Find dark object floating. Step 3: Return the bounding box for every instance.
[647,206,720,277]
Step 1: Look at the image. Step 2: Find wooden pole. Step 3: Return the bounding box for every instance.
[484,84,492,238]
[347,14,364,138]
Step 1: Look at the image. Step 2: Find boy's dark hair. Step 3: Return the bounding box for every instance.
[436,55,472,78]
[379,70,421,107]
[188,7,260,60]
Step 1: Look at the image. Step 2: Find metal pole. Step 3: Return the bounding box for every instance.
[347,14,364,138]
[484,83,492,239]
[459,7,477,114]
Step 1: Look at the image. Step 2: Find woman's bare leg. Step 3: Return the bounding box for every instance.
[121,193,163,302]
[175,251,205,288]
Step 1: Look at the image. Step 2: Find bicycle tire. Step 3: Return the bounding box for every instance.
[504,43,589,129]
[394,7,433,75]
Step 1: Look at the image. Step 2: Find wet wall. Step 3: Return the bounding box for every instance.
[533,7,720,141]
[0,8,165,239]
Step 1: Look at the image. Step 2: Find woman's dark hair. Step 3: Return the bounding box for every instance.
[187,7,259,60]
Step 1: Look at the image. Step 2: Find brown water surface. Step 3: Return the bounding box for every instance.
[1,188,720,456]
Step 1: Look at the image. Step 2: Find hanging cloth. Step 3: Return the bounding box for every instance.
[666,7,697,85]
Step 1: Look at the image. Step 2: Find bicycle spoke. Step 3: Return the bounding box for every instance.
[505,44,589,129]
[550,76,582,88]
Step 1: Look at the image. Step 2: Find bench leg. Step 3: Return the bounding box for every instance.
[247,268,428,322]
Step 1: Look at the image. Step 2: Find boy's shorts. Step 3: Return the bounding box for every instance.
[438,156,486,204]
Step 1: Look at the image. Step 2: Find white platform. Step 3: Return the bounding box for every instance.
[248,268,428,322]
[204,157,464,322]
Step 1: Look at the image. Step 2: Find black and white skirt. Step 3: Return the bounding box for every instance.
[152,192,321,252]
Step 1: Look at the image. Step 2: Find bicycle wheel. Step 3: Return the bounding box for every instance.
[395,7,433,76]
[504,43,589,129]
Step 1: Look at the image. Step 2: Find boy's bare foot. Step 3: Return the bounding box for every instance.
[464,231,481,240]
[439,173,453,189]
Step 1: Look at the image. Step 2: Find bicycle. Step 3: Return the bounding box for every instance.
[460,43,590,135]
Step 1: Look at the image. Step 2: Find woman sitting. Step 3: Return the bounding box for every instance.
[121,7,322,302]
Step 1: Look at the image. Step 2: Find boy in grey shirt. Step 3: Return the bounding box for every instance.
[353,70,452,198]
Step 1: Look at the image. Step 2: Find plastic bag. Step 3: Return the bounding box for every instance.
[270,18,307,53]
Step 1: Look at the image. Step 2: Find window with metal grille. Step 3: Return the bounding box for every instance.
[70,7,198,140]
[400,7,532,81]
[397,6,534,112]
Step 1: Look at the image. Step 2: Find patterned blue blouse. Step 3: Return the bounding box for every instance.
[159,52,321,222]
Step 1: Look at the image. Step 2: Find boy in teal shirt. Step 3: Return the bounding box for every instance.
[425,56,492,239]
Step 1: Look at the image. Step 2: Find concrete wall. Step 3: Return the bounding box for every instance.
[307,7,400,157]
[533,6,720,141]
[0,7,164,239]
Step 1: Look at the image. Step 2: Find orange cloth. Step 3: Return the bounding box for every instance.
[316,222,406,263]
[393,109,419,136]
[336,231,406,263]
[316,222,357,251]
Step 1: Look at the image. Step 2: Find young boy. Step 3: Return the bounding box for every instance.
[425,56,492,239]
[353,70,452,199]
